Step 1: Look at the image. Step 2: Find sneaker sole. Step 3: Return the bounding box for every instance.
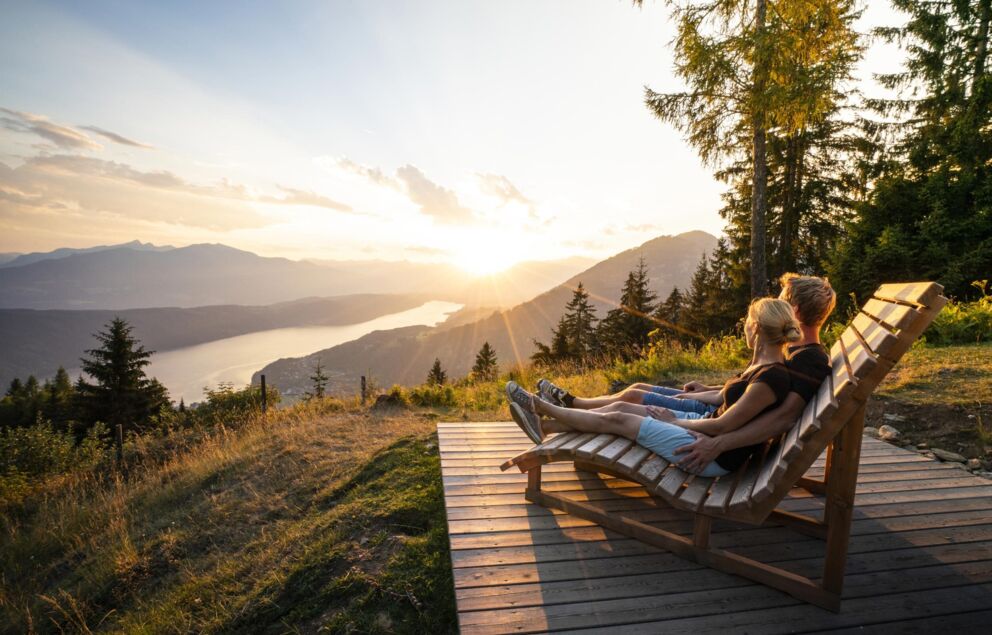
[509,402,542,445]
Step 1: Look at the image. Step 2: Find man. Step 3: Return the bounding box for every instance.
[674,273,837,472]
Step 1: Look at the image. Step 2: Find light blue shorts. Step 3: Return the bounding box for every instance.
[636,417,730,478]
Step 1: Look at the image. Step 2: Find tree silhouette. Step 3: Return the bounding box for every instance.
[471,342,499,381]
[307,359,329,399]
[426,358,448,386]
[76,318,169,433]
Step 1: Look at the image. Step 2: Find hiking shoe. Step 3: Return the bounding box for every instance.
[537,378,571,407]
[505,381,544,444]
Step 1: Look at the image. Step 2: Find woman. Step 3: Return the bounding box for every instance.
[506,297,802,477]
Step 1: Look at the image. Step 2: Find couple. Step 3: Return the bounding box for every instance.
[506,274,836,477]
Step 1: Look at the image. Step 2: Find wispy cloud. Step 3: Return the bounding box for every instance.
[260,186,354,212]
[476,172,531,206]
[331,156,401,189]
[0,107,100,150]
[79,125,154,149]
[396,164,474,224]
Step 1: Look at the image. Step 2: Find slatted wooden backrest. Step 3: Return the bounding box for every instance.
[741,281,946,521]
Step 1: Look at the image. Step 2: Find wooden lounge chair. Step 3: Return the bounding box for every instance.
[500,282,947,612]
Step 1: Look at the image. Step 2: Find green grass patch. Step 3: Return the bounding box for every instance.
[876,342,992,407]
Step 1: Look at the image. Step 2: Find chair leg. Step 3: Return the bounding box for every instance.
[693,514,712,549]
[527,466,542,492]
[822,405,865,596]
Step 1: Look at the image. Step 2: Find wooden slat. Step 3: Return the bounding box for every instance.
[560,432,596,452]
[700,470,739,515]
[616,445,652,472]
[575,433,616,459]
[853,312,900,361]
[752,436,786,503]
[656,465,692,497]
[874,281,942,308]
[809,372,842,442]
[679,474,714,509]
[781,418,804,462]
[840,326,877,381]
[727,451,765,512]
[796,387,820,442]
[595,437,635,464]
[862,298,922,331]
[636,455,669,484]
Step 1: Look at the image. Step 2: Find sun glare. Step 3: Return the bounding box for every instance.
[452,240,528,276]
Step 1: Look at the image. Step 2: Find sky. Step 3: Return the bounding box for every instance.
[0,0,907,273]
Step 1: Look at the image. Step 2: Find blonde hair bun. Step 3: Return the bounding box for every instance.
[748,298,803,348]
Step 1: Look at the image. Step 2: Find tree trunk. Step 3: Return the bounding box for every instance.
[750,0,769,298]
[975,0,991,85]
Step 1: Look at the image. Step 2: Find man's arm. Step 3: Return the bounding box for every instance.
[674,392,807,473]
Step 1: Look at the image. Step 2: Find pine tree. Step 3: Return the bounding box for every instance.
[306,359,329,400]
[639,0,861,297]
[471,341,499,382]
[596,258,658,359]
[830,0,992,303]
[653,287,689,343]
[43,366,75,429]
[426,358,447,386]
[77,318,170,433]
[562,283,598,362]
[531,317,572,366]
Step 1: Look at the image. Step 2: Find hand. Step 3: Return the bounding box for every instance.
[682,380,707,393]
[645,406,676,422]
[674,431,721,474]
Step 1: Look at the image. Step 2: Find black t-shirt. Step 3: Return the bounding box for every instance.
[785,343,831,403]
[714,363,792,472]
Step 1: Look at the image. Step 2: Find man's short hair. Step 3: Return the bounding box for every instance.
[779,273,837,328]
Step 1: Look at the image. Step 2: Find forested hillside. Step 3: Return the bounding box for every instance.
[257,231,716,395]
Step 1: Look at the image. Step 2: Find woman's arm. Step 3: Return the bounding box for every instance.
[672,382,777,436]
[677,389,723,405]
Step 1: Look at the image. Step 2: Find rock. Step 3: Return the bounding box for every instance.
[967,458,982,470]
[878,424,901,441]
[863,426,880,438]
[883,413,906,422]
[932,448,967,463]
[916,442,929,450]
[979,471,992,480]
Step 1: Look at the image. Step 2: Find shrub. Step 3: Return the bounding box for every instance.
[192,382,281,427]
[0,421,108,504]
[610,336,749,385]
[923,282,992,345]
[408,384,457,408]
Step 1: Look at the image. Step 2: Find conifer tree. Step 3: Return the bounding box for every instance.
[639,0,861,297]
[562,282,598,362]
[307,359,329,399]
[426,358,447,386]
[653,286,689,343]
[43,366,75,429]
[531,317,572,366]
[471,341,499,382]
[596,258,658,359]
[830,0,992,302]
[77,318,170,433]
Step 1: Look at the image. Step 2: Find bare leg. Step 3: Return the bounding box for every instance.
[534,398,644,441]
[571,388,653,410]
[591,401,652,417]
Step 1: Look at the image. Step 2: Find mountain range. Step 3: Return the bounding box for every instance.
[0,242,593,310]
[255,231,717,397]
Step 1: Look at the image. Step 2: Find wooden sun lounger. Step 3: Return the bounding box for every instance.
[500,281,947,612]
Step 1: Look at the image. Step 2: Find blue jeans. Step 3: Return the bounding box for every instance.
[636,417,729,477]
[641,385,717,416]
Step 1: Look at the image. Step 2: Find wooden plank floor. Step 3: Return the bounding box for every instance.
[439,421,992,634]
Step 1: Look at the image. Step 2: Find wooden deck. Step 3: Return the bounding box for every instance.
[439,421,992,634]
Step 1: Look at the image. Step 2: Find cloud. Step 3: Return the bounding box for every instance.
[0,107,100,150]
[261,186,354,213]
[404,245,448,256]
[331,156,401,189]
[79,125,154,149]
[476,172,531,206]
[396,164,474,224]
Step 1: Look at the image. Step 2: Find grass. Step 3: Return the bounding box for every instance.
[4,339,988,633]
[1,405,455,634]
[875,342,992,407]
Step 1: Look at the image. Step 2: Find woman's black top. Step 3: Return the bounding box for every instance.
[714,363,792,471]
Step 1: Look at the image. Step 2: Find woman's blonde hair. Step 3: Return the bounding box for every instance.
[747,297,803,347]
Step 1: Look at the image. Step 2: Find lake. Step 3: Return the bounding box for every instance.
[145,300,462,403]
